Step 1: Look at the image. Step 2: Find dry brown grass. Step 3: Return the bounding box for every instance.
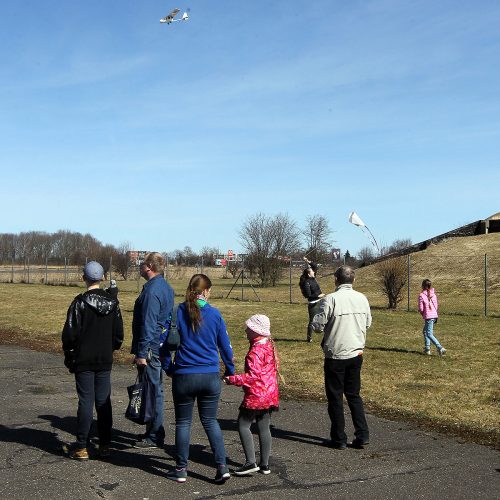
[0,278,498,447]
[354,233,500,314]
[0,234,498,447]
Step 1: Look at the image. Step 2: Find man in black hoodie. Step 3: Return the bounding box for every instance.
[62,261,124,460]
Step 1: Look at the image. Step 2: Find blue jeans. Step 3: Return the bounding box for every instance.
[75,370,112,448]
[423,319,442,350]
[144,354,165,444]
[172,372,227,469]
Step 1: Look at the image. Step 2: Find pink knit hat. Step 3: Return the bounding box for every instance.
[245,314,271,337]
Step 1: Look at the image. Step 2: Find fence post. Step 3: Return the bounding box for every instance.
[289,256,292,304]
[484,254,487,317]
[11,257,14,283]
[201,256,204,275]
[64,257,68,285]
[27,258,30,284]
[407,254,411,312]
[165,255,168,280]
[241,256,245,301]
[45,256,48,285]
[109,255,112,283]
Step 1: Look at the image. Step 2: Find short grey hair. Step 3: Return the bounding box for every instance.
[334,265,355,284]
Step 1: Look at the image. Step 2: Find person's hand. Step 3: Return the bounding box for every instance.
[134,357,147,366]
[223,376,231,385]
[319,293,325,298]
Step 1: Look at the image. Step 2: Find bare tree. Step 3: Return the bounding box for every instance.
[200,246,220,266]
[383,238,413,255]
[114,241,132,279]
[358,246,376,265]
[302,214,333,263]
[378,256,407,309]
[239,212,300,287]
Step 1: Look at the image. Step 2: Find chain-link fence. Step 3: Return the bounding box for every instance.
[1,254,498,317]
[354,254,500,317]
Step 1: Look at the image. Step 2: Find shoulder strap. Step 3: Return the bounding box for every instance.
[171,304,179,327]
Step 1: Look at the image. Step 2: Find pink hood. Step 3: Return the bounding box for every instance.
[418,288,438,319]
[226,337,279,410]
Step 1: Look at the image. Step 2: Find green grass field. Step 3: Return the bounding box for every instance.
[0,280,498,448]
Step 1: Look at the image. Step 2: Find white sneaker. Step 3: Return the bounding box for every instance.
[438,347,446,356]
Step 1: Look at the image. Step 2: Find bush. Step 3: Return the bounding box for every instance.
[378,256,407,309]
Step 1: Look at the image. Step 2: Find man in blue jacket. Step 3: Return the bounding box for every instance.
[131,252,174,448]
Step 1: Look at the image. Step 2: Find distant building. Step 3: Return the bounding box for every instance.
[126,251,149,266]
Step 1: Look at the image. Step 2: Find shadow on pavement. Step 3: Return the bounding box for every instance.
[31,415,226,483]
[218,418,326,447]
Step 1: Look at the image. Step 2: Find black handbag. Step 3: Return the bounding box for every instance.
[159,305,180,352]
[125,368,157,425]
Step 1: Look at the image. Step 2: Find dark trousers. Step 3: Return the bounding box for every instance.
[324,356,369,446]
[307,302,321,340]
[75,370,112,448]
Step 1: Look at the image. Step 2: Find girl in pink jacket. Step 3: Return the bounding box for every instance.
[418,279,446,356]
[224,314,280,476]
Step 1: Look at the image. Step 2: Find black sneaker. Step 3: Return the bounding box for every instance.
[350,438,369,449]
[234,462,259,476]
[325,440,347,450]
[259,465,271,475]
[167,467,188,483]
[133,438,158,449]
[215,465,230,483]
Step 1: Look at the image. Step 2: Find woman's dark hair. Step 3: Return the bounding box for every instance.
[422,279,432,290]
[185,274,212,331]
[299,268,309,287]
[299,269,311,298]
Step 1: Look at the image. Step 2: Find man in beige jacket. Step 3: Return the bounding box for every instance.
[312,265,372,450]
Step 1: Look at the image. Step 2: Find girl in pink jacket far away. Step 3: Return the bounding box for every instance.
[224,314,280,476]
[418,279,446,356]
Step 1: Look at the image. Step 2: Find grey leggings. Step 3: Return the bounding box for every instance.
[237,409,272,466]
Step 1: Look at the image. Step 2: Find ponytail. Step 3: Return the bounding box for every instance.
[269,337,285,385]
[185,274,212,331]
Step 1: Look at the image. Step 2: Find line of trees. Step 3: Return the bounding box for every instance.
[0,231,131,278]
[1,222,413,307]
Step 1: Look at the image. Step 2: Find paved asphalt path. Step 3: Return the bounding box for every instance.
[0,344,498,499]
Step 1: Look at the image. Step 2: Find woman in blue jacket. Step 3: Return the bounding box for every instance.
[167,274,235,484]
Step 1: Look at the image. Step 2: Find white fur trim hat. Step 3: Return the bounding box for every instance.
[245,314,271,337]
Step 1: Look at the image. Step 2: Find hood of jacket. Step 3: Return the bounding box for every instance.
[80,289,118,316]
[420,288,436,298]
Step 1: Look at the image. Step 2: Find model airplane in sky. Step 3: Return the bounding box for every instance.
[160,8,189,24]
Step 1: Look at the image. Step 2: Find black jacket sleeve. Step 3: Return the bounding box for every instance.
[303,278,322,302]
[113,305,124,351]
[61,297,83,351]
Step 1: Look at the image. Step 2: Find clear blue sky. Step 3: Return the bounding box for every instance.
[1,0,498,256]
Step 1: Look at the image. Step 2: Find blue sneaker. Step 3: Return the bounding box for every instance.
[133,438,158,449]
[215,465,230,483]
[167,467,187,483]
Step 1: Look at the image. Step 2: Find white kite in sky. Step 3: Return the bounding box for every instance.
[349,211,381,254]
[160,8,189,24]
